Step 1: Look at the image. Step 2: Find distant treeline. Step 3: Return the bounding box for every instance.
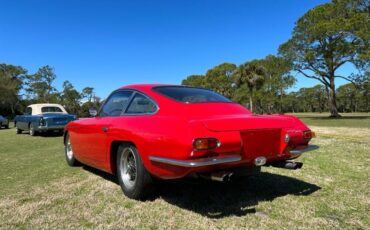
[181,60,369,114]
[0,64,102,118]
[1,0,369,117]
[182,0,369,117]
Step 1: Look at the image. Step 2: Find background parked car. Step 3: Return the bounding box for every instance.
[15,103,77,136]
[0,115,9,129]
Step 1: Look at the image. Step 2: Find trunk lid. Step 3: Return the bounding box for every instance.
[201,114,296,132]
[42,113,76,125]
[198,115,298,161]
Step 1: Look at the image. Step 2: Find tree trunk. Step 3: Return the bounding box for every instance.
[328,77,341,118]
[249,94,253,112]
[279,88,283,113]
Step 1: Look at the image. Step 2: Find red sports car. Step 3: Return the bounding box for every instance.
[64,84,318,199]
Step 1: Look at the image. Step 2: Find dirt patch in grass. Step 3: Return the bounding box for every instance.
[310,126,370,141]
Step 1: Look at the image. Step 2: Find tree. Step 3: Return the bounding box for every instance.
[82,87,95,103]
[61,81,81,114]
[182,63,237,98]
[203,63,237,98]
[279,0,369,117]
[234,60,267,112]
[261,55,296,113]
[181,75,205,87]
[24,65,58,102]
[0,64,27,115]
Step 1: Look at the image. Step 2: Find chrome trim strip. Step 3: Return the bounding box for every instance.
[149,155,242,167]
[290,145,319,155]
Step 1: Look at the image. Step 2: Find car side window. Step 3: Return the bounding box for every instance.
[126,93,157,114]
[99,91,133,117]
[24,107,32,115]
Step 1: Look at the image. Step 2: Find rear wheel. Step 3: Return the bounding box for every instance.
[29,123,36,136]
[64,133,80,166]
[15,124,22,134]
[4,124,9,129]
[116,144,153,200]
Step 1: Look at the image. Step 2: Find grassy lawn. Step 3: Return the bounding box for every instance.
[288,112,370,128]
[0,118,369,229]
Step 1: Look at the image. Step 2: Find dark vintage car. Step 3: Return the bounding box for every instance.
[15,103,77,136]
[0,115,9,129]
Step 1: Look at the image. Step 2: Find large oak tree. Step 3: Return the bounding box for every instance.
[279,0,369,117]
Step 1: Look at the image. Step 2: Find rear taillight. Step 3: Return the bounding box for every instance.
[303,130,315,139]
[39,117,46,126]
[193,138,220,151]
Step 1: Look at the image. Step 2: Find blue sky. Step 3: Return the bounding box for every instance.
[1,0,351,98]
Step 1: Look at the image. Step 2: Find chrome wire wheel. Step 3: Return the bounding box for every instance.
[120,148,137,190]
[66,138,73,160]
[65,133,79,167]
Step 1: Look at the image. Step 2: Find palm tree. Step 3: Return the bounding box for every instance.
[234,61,267,112]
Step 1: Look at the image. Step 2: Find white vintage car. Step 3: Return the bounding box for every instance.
[14,103,77,136]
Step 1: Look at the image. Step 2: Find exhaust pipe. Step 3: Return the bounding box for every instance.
[271,161,303,170]
[200,171,234,182]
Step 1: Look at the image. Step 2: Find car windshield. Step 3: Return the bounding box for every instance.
[153,86,232,103]
[0,115,4,119]
[41,106,63,113]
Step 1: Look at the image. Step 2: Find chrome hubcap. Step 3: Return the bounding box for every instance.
[120,148,137,189]
[66,139,73,160]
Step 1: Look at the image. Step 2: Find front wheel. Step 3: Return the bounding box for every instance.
[64,133,80,166]
[116,144,153,200]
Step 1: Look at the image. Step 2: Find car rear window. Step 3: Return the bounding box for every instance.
[41,106,63,113]
[153,86,232,103]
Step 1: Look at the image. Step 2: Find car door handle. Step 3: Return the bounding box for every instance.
[101,127,109,132]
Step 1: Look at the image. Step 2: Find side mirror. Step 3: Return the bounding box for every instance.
[89,108,98,117]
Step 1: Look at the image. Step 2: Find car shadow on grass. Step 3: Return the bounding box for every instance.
[82,166,321,218]
[156,172,321,218]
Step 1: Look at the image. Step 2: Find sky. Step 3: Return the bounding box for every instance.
[1,0,351,98]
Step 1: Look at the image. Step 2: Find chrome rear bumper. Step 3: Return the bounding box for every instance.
[149,155,242,167]
[36,125,65,131]
[289,145,319,159]
[290,145,319,154]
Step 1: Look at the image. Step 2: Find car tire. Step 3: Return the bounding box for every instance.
[16,126,22,134]
[5,124,9,129]
[64,133,80,166]
[29,123,36,136]
[116,144,154,200]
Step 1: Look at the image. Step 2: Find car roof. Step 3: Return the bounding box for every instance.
[27,104,68,115]
[120,84,174,90]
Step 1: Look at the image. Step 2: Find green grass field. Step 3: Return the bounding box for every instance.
[0,116,369,229]
[289,112,370,128]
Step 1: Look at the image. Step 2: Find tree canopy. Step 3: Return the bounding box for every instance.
[279,0,369,117]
